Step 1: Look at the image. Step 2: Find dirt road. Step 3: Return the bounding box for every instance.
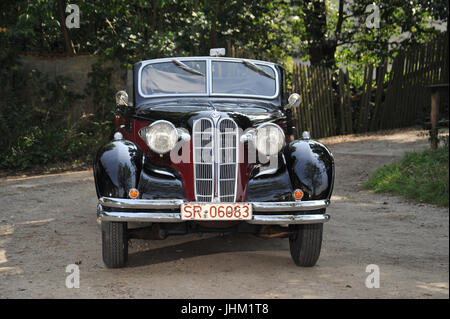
[0,128,448,298]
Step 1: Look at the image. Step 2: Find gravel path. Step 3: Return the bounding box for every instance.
[0,128,448,298]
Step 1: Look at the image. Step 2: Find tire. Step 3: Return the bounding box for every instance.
[289,223,323,267]
[102,221,128,268]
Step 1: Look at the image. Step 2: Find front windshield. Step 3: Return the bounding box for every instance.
[141,60,206,95]
[140,59,278,98]
[211,61,276,97]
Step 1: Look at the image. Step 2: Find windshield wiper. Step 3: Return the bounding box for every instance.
[171,59,205,77]
[242,60,275,80]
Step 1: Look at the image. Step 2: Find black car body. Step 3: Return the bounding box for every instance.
[94,55,334,268]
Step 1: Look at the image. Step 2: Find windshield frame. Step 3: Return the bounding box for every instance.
[138,57,279,100]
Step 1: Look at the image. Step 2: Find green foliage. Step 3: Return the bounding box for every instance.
[3,0,447,68]
[365,146,449,207]
[0,43,111,169]
[85,60,116,119]
[1,0,295,64]
[0,0,299,171]
[333,0,447,72]
[0,0,448,171]
[290,0,448,83]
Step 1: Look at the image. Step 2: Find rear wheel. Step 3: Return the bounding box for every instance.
[289,223,323,267]
[102,221,128,268]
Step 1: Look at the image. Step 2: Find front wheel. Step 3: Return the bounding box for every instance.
[289,223,323,267]
[101,221,128,268]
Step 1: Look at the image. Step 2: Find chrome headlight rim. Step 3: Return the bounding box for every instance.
[254,123,285,156]
[139,120,179,154]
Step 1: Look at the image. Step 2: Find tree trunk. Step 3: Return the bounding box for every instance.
[193,0,199,55]
[210,8,217,48]
[57,0,76,54]
[302,0,337,68]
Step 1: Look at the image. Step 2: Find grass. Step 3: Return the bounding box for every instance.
[365,146,449,207]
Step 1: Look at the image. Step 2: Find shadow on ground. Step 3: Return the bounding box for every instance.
[127,233,286,267]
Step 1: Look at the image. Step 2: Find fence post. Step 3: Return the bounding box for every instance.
[370,60,387,131]
[430,88,440,150]
[358,64,373,133]
[325,67,336,136]
[344,70,353,133]
[338,68,346,134]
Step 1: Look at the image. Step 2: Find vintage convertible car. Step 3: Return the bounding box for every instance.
[94,51,334,268]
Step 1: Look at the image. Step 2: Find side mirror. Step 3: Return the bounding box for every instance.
[284,93,301,110]
[115,90,129,106]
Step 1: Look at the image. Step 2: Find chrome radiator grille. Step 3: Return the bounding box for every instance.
[217,118,238,202]
[193,118,214,202]
[192,117,238,202]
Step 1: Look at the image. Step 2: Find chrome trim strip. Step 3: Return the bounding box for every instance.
[247,214,330,225]
[99,197,184,209]
[100,211,183,223]
[206,58,211,98]
[150,168,176,178]
[97,206,330,225]
[137,57,279,100]
[252,200,329,212]
[208,58,212,100]
[99,197,329,212]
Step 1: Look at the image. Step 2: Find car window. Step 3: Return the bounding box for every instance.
[141,61,206,95]
[212,61,276,97]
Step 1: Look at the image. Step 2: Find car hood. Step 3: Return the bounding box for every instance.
[134,99,285,130]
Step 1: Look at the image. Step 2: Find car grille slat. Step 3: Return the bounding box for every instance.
[218,118,238,202]
[193,117,238,202]
[193,118,214,202]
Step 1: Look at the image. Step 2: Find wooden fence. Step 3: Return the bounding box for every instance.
[380,35,449,130]
[291,33,449,138]
[292,64,336,138]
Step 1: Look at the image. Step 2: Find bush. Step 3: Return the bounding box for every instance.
[0,50,113,170]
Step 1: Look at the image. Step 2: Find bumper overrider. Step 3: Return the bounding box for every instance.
[97,197,330,225]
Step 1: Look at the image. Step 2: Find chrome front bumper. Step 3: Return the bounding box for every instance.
[97,197,330,225]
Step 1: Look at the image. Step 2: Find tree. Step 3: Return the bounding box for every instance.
[56,0,75,54]
[0,0,294,64]
[292,0,448,68]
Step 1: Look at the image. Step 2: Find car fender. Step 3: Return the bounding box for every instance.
[93,139,143,198]
[284,139,334,200]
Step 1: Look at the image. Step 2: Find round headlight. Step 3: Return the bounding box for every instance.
[255,123,285,156]
[139,120,179,154]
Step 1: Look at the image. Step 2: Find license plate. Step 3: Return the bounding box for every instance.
[181,203,252,221]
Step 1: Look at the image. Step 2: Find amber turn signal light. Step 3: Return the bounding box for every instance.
[129,188,139,199]
[293,189,304,200]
